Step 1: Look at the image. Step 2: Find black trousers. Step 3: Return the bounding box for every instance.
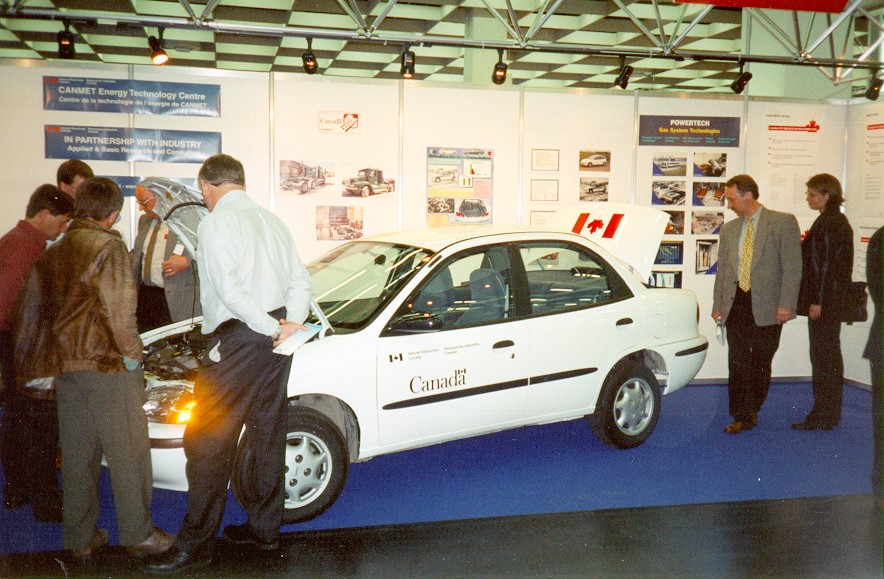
[0,330,60,502]
[806,313,844,427]
[725,289,783,423]
[136,284,172,333]
[175,310,292,553]
[871,360,882,499]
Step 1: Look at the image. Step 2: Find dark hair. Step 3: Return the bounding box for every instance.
[56,159,94,187]
[74,177,123,220]
[25,184,74,219]
[725,174,760,199]
[198,154,246,188]
[806,173,844,210]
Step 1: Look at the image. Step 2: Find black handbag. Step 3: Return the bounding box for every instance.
[843,281,869,324]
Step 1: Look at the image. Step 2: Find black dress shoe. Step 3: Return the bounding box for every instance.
[143,545,212,576]
[223,523,280,551]
[792,419,829,430]
[3,490,29,510]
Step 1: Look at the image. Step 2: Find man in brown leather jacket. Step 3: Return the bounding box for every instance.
[13,177,173,564]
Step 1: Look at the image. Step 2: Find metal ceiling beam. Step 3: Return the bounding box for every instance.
[336,0,367,34]
[523,0,565,44]
[176,0,199,25]
[3,5,882,72]
[612,0,664,49]
[366,0,398,37]
[200,0,223,23]
[478,0,522,43]
[667,5,714,53]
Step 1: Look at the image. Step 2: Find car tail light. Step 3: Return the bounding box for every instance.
[456,212,464,218]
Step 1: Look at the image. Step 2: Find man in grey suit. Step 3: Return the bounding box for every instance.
[131,184,201,332]
[712,174,802,434]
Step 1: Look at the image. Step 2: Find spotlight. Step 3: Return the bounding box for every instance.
[492,49,507,85]
[401,46,415,79]
[149,30,169,66]
[730,71,753,94]
[613,57,633,90]
[302,38,318,74]
[57,22,75,60]
[866,72,882,101]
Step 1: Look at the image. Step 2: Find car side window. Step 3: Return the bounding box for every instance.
[391,246,515,331]
[518,242,631,315]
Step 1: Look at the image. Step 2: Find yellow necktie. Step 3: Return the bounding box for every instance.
[738,217,754,292]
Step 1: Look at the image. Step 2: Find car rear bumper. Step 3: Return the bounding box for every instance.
[657,336,708,394]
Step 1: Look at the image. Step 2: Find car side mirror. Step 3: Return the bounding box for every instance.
[388,312,443,334]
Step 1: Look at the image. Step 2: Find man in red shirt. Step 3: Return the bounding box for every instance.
[0,184,73,520]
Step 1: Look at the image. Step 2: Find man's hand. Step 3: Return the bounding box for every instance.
[775,307,793,324]
[272,318,308,348]
[162,255,190,277]
[808,304,822,321]
[711,310,724,324]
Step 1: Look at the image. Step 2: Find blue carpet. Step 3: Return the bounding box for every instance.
[0,382,874,554]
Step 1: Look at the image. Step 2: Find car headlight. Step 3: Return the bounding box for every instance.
[143,384,195,424]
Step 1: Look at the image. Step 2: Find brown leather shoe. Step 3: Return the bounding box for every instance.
[724,420,754,434]
[127,526,175,558]
[69,528,109,563]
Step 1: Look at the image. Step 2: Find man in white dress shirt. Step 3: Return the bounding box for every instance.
[145,154,312,575]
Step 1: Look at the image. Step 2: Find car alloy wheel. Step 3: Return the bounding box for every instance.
[588,360,660,449]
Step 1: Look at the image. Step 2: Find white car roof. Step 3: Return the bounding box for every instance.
[361,225,573,253]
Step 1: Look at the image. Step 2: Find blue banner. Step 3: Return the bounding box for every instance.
[111,176,197,197]
[639,115,740,147]
[45,125,221,163]
[43,77,221,117]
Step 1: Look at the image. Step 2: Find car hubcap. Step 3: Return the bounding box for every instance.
[284,432,332,508]
[613,378,653,435]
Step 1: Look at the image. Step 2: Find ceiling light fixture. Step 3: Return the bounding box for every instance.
[401,45,415,79]
[302,38,318,74]
[730,62,752,94]
[613,56,633,90]
[866,70,882,101]
[57,21,75,60]
[492,48,507,85]
[149,28,169,66]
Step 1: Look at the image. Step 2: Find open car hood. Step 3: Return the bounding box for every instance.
[136,177,206,258]
[543,203,669,281]
[136,176,333,335]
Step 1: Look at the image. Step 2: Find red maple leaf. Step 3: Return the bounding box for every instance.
[586,218,605,234]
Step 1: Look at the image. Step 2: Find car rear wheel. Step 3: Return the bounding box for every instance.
[588,361,660,449]
[232,408,349,525]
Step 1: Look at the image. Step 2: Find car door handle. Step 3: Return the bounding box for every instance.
[493,340,515,349]
[616,318,633,326]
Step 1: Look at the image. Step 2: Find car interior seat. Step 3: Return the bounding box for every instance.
[458,268,507,325]
[412,267,454,315]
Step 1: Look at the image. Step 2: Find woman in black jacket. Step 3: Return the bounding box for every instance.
[793,173,853,431]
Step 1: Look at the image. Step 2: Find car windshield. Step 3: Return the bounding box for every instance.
[306,241,434,332]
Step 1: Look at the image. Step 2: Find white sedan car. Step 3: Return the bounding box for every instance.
[137,179,708,526]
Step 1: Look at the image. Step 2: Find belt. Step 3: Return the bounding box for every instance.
[212,306,286,336]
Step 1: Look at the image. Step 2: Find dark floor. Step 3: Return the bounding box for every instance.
[1,494,881,578]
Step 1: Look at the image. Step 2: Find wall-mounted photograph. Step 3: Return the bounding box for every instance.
[454,197,492,224]
[427,196,455,214]
[691,210,725,235]
[428,164,458,188]
[342,167,396,197]
[648,270,683,288]
[696,238,720,274]
[651,181,686,205]
[316,205,364,241]
[530,179,559,202]
[693,152,727,177]
[279,159,332,195]
[655,241,684,265]
[652,154,687,177]
[692,181,726,206]
[578,150,610,171]
[579,177,609,202]
[664,210,685,234]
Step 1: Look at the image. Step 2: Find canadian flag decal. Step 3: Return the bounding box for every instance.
[572,212,624,238]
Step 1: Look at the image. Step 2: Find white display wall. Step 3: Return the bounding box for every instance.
[1,59,880,385]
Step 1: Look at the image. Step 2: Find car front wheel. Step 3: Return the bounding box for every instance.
[588,361,660,449]
[360,185,372,197]
[232,408,349,525]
